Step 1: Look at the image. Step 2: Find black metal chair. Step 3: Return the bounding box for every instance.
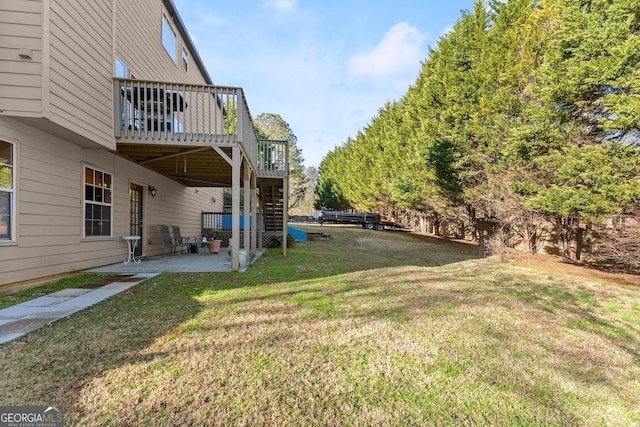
[171,225,189,255]
[159,224,177,255]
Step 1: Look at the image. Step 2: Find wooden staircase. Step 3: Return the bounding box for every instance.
[260,181,285,232]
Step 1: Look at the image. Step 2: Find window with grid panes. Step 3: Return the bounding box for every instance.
[0,141,14,240]
[84,167,112,237]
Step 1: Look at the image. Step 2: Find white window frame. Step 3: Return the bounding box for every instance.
[115,58,130,78]
[162,15,177,61]
[83,166,113,238]
[0,140,15,242]
[182,48,188,72]
[116,59,136,130]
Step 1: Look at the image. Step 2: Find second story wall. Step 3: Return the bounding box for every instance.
[0,0,43,117]
[1,0,216,151]
[48,0,114,148]
[115,0,210,86]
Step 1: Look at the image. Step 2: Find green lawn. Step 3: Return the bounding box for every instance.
[1,225,638,426]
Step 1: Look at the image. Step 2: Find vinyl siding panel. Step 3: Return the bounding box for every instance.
[3,0,43,13]
[0,117,224,287]
[2,85,41,100]
[0,34,42,51]
[116,0,209,85]
[2,21,42,38]
[0,0,43,116]
[0,98,41,115]
[0,52,41,74]
[47,0,114,148]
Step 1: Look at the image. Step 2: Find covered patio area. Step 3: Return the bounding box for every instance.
[87,249,265,274]
[114,78,289,272]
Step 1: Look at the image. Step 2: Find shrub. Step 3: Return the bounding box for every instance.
[267,234,296,248]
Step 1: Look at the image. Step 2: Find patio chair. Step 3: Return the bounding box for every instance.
[171,225,189,255]
[159,224,177,255]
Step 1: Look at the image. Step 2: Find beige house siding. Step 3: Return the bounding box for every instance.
[47,0,114,149]
[0,116,223,288]
[0,0,43,116]
[115,0,208,84]
[0,0,211,147]
[0,0,258,288]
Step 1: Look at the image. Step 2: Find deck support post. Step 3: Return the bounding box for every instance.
[257,203,264,250]
[283,174,289,258]
[251,172,257,256]
[243,166,251,259]
[231,145,241,271]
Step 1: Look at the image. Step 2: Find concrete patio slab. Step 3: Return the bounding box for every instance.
[86,250,264,274]
[18,296,76,307]
[101,282,140,290]
[0,332,25,343]
[0,273,160,345]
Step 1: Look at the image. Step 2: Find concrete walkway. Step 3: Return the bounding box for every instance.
[0,273,159,344]
[0,250,264,345]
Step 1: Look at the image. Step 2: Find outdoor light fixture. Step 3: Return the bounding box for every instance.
[149,186,157,198]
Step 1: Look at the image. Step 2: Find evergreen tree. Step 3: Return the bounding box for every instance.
[520,0,640,260]
[315,0,640,262]
[315,148,351,211]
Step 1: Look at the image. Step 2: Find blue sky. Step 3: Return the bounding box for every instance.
[173,0,477,167]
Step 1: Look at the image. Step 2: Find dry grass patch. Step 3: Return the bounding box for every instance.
[0,225,638,425]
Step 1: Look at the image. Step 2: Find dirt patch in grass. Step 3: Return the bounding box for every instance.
[0,318,52,334]
[76,275,136,289]
[516,252,640,288]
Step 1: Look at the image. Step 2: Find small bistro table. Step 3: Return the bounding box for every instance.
[122,235,141,264]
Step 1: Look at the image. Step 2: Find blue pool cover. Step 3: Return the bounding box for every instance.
[288,227,307,241]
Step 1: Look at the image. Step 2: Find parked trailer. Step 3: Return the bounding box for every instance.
[319,210,404,231]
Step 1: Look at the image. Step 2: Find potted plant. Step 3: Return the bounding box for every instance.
[207,232,222,254]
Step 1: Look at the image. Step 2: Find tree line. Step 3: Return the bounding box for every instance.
[315,0,640,266]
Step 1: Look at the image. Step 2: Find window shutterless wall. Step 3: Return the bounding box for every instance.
[0,140,15,242]
[114,0,208,86]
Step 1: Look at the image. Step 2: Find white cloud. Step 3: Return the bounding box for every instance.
[347,22,427,79]
[262,0,298,12]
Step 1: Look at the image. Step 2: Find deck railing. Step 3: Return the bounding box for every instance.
[257,140,289,178]
[113,78,287,176]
